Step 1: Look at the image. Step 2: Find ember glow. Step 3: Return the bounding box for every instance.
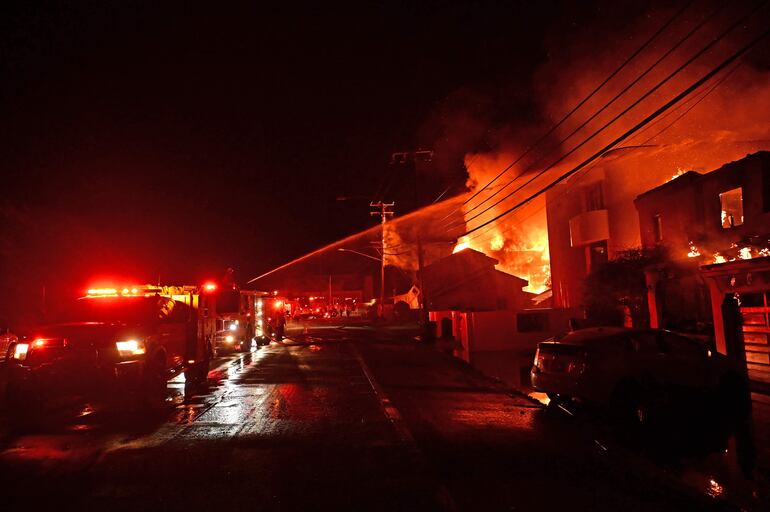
[689,245,770,265]
[667,168,686,183]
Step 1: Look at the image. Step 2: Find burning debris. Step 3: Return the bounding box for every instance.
[687,239,770,265]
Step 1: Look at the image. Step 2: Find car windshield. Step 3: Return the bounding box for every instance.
[53,297,158,324]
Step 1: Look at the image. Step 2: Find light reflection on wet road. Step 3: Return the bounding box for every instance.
[0,332,762,511]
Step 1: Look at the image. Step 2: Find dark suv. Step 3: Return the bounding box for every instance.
[6,294,198,412]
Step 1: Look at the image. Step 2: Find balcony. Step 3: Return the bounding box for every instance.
[569,209,609,247]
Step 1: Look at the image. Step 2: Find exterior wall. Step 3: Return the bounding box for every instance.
[546,181,588,308]
[547,144,768,310]
[636,153,770,258]
[547,148,679,309]
[436,308,578,386]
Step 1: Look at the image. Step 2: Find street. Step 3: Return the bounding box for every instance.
[0,325,752,511]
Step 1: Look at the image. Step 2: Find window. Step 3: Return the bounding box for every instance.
[652,214,663,242]
[517,311,550,332]
[629,333,660,354]
[584,182,605,212]
[719,187,744,228]
[586,241,608,274]
[169,302,191,323]
[659,332,706,357]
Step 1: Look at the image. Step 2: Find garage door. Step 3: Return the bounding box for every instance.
[740,291,770,387]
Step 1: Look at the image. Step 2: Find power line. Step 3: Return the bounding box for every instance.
[451,1,728,232]
[460,22,770,238]
[464,59,744,250]
[437,0,696,225]
[625,59,742,145]
[638,61,744,145]
[456,2,765,234]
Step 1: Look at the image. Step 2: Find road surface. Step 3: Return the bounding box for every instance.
[0,326,758,510]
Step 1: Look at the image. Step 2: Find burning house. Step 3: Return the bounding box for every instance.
[545,142,769,316]
[635,151,770,392]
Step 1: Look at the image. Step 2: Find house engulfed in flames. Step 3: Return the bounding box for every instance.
[635,151,770,392]
[453,152,551,296]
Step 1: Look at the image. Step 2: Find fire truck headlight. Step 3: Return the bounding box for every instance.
[12,342,29,361]
[115,339,146,358]
[225,335,235,343]
[229,323,237,331]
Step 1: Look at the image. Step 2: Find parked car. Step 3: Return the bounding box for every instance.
[531,327,747,424]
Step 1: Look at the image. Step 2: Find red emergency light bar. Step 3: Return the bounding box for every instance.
[87,288,118,296]
[203,282,217,292]
[86,285,161,298]
[33,337,68,349]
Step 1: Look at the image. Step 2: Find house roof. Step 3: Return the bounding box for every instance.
[424,248,499,272]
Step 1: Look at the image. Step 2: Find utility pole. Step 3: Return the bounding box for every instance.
[391,149,434,340]
[370,201,394,319]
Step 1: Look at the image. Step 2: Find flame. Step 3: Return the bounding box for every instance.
[687,243,701,258]
[489,234,505,251]
[458,153,552,295]
[705,246,770,265]
[667,168,686,183]
[453,238,470,254]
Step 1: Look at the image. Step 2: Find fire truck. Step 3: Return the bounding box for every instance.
[258,295,287,341]
[4,284,217,413]
[212,288,262,354]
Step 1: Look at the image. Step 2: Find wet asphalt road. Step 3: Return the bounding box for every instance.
[0,328,753,511]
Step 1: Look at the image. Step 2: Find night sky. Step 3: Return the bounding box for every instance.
[0,0,656,323]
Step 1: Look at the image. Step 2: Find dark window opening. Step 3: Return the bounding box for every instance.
[584,182,605,212]
[586,241,608,274]
[720,187,744,228]
[517,311,550,332]
[652,214,663,242]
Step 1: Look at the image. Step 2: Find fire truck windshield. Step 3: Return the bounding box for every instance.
[53,297,159,324]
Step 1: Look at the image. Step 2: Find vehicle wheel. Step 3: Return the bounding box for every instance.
[719,371,750,422]
[5,382,41,427]
[142,362,167,415]
[186,360,209,386]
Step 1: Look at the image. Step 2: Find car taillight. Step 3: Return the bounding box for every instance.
[12,342,29,361]
[533,347,543,369]
[115,339,146,358]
